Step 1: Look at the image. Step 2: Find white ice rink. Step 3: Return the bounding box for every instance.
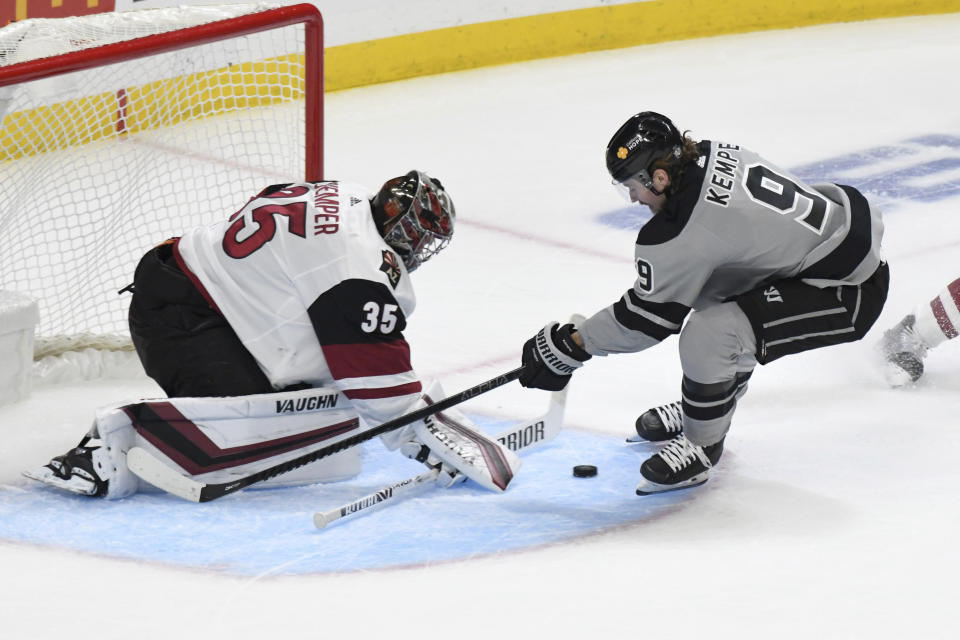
[3,12,960,638]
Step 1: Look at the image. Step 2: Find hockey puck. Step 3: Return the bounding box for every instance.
[572,465,598,478]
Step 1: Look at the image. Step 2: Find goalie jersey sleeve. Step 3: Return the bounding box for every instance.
[173,181,422,427]
[579,141,885,356]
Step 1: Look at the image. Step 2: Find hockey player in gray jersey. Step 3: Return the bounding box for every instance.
[518,111,889,495]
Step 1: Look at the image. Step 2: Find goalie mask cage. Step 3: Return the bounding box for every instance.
[0,3,323,358]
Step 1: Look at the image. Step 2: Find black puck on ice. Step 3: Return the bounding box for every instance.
[572,465,598,478]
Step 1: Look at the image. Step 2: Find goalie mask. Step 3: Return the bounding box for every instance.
[605,111,683,197]
[372,170,455,272]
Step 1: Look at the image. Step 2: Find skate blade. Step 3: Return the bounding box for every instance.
[635,473,709,496]
[626,433,676,444]
[21,468,98,496]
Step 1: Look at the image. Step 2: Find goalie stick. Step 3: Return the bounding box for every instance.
[313,383,568,529]
[127,366,524,503]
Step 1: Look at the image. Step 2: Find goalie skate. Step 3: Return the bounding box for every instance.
[23,446,107,497]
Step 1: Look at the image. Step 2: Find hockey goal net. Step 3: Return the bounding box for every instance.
[0,2,323,361]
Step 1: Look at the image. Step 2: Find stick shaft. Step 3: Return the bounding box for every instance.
[313,469,439,528]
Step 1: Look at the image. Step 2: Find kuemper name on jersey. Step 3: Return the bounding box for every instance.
[313,182,340,235]
[704,143,741,208]
[276,393,340,413]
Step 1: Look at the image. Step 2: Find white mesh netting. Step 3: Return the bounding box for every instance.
[0,4,281,65]
[0,3,314,363]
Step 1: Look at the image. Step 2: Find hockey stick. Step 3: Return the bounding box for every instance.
[127,366,525,503]
[313,383,568,528]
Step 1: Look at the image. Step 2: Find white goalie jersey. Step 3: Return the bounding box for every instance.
[173,180,422,428]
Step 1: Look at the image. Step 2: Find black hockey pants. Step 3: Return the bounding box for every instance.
[736,261,890,365]
[127,240,276,397]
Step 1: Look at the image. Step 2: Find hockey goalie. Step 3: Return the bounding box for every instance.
[24,171,520,499]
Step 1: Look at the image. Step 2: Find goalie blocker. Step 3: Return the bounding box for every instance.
[407,396,520,492]
[24,381,520,499]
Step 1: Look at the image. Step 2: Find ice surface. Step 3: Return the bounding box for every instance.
[2,13,960,639]
[2,424,690,575]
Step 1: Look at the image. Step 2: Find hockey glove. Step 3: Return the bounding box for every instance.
[519,321,592,391]
[400,440,467,488]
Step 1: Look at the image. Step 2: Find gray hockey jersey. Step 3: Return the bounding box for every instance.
[579,141,885,356]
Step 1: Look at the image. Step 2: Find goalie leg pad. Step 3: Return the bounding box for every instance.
[91,405,142,498]
[123,387,363,491]
[27,386,366,500]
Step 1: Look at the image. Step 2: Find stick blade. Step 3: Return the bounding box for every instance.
[127,447,203,503]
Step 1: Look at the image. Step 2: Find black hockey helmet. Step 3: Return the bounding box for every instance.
[372,170,455,272]
[605,111,683,191]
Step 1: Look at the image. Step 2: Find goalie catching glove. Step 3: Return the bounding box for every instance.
[519,321,591,391]
[400,438,467,488]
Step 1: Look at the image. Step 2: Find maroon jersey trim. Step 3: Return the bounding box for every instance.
[323,339,414,379]
[171,237,223,316]
[342,381,423,400]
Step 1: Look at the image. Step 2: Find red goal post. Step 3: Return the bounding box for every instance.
[0,3,324,358]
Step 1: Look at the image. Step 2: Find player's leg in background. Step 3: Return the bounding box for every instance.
[881,276,960,386]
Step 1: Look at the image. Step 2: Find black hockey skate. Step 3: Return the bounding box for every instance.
[628,400,683,443]
[22,444,108,497]
[879,314,928,386]
[635,434,724,495]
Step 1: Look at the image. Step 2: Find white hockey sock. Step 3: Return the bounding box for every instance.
[914,277,960,349]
